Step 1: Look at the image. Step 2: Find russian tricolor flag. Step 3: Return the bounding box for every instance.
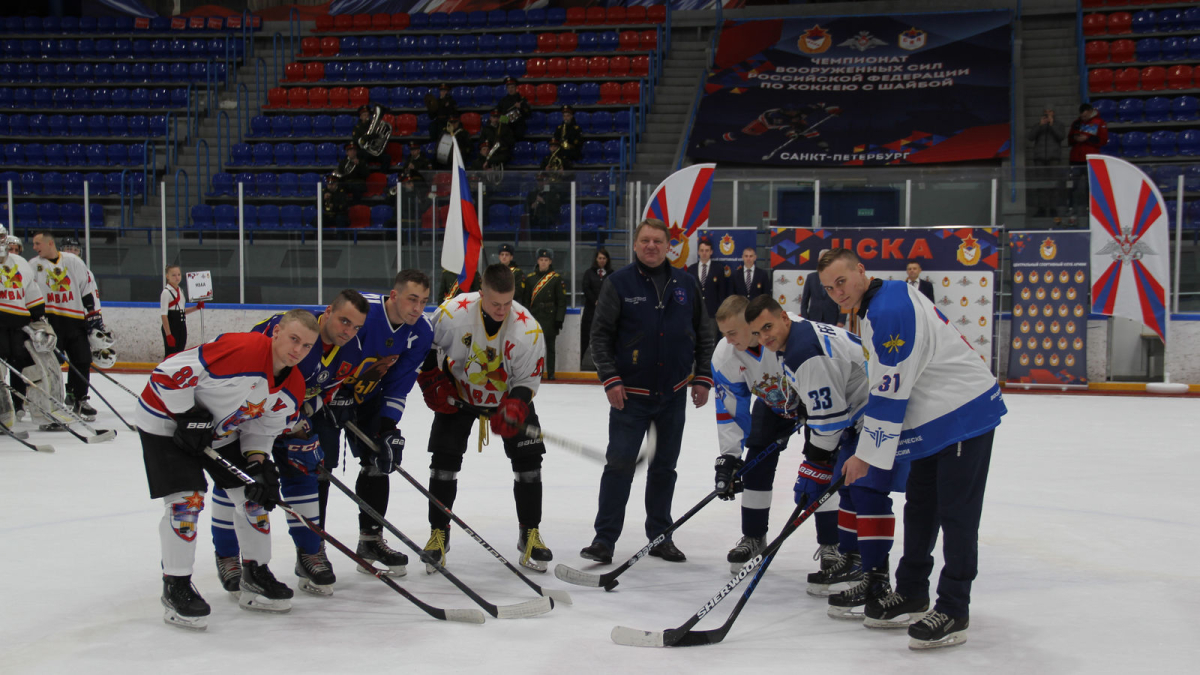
[440,135,482,292]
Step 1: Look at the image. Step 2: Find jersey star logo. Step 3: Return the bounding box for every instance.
[515,310,530,325]
[455,297,471,311]
[864,426,899,448]
[184,491,205,509]
[883,335,905,354]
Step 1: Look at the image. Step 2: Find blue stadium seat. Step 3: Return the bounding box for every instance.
[444,61,465,81]
[0,114,9,136]
[252,143,273,166]
[109,89,130,109]
[390,87,410,108]
[360,36,379,56]
[468,11,488,29]
[1144,96,1171,122]
[1150,130,1177,157]
[1158,165,1183,192]
[46,143,69,167]
[190,204,213,229]
[230,143,252,165]
[333,115,355,136]
[429,12,449,30]
[345,62,364,82]
[341,37,360,56]
[307,114,330,136]
[558,83,578,106]
[65,143,85,165]
[508,10,527,27]
[578,32,598,51]
[426,60,444,82]
[271,116,292,138]
[479,34,498,53]
[488,203,510,230]
[513,141,534,165]
[85,115,106,136]
[517,33,537,54]
[465,59,486,80]
[1162,37,1188,61]
[364,61,383,81]
[316,142,339,165]
[281,204,303,228]
[130,88,149,107]
[398,35,417,55]
[403,60,424,80]
[84,143,105,166]
[278,172,299,197]
[526,112,547,135]
[547,8,566,26]
[292,114,315,137]
[257,172,279,196]
[214,204,237,229]
[94,63,114,83]
[325,62,344,82]
[1117,98,1143,122]
[1120,131,1149,158]
[3,143,23,165]
[257,204,280,229]
[507,58,526,79]
[206,173,233,197]
[292,142,315,166]
[105,144,126,165]
[488,10,506,27]
[598,32,618,51]
[579,82,601,105]
[370,205,394,227]
[602,139,621,164]
[23,143,45,166]
[527,8,547,27]
[40,203,61,226]
[1158,9,1182,33]
[383,62,404,81]
[18,172,39,196]
[273,142,295,166]
[379,35,399,54]
[1132,10,1157,34]
[460,35,479,54]
[60,202,84,226]
[126,115,147,137]
[497,34,517,53]
[1172,96,1199,120]
[438,35,459,55]
[1180,130,1200,156]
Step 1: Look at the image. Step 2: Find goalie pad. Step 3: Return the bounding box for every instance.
[22,319,57,354]
[23,341,66,425]
[89,327,116,351]
[0,363,13,429]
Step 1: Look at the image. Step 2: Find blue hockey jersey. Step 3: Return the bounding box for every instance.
[251,309,361,411]
[337,292,434,424]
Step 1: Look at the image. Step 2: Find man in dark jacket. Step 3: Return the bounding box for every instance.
[904,260,936,304]
[1067,103,1108,224]
[438,269,482,302]
[435,114,472,170]
[336,143,370,204]
[730,247,771,299]
[497,76,532,141]
[523,248,567,380]
[1028,104,1065,218]
[498,243,525,299]
[687,237,728,318]
[427,83,458,143]
[474,108,514,170]
[552,105,585,164]
[582,219,716,564]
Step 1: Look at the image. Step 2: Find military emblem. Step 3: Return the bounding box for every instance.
[979,316,988,327]
[1026,337,1037,350]
[1058,304,1069,317]
[956,234,982,266]
[1075,270,1085,283]
[1073,337,1084,350]
[1042,304,1053,317]
[975,334,989,347]
[719,233,736,255]
[1019,353,1030,366]
[1058,337,1068,350]
[1067,287,1077,300]
[899,27,927,51]
[1034,353,1045,366]
[798,24,832,54]
[956,276,973,287]
[170,492,204,542]
[1051,288,1062,300]
[1035,321,1045,334]
[883,334,906,354]
[796,275,804,286]
[976,295,990,307]
[980,276,989,287]
[385,338,393,348]
[1036,287,1046,300]
[1042,337,1052,350]
[1014,304,1023,317]
[960,296,969,307]
[1059,270,1070,284]
[942,276,950,287]
[1020,288,1031,301]
[1049,354,1060,367]
[1014,271,1024,284]
[1050,321,1061,334]
[1074,304,1085,317]
[1066,321,1077,334]
[840,31,886,52]
[1040,237,1057,261]
[956,315,972,327]
[1030,271,1040,284]
[462,333,473,348]
[1028,304,1037,317]
[1012,337,1022,349]
[778,294,787,304]
[938,295,952,306]
[1066,354,1076,367]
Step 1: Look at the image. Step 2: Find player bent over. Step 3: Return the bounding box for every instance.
[209,291,369,596]
[710,296,831,572]
[135,310,317,630]
[417,264,552,572]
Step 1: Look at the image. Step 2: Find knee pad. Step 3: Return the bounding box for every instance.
[164,490,205,542]
[512,469,541,483]
[510,453,543,475]
[431,468,459,482]
[430,452,465,474]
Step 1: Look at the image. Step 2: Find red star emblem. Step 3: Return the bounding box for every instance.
[962,233,978,248]
[243,399,265,418]
[515,310,530,324]
[456,297,471,311]
[184,491,205,509]
[667,221,685,242]
[806,25,828,39]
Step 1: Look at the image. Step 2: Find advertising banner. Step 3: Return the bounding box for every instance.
[1007,231,1090,387]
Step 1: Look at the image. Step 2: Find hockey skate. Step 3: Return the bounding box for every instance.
[827,564,891,620]
[161,575,210,631]
[908,611,968,650]
[357,533,408,576]
[726,535,766,574]
[517,527,553,573]
[807,548,862,597]
[423,528,449,575]
[864,590,929,629]
[214,553,241,596]
[295,544,336,596]
[238,561,293,613]
[66,394,96,423]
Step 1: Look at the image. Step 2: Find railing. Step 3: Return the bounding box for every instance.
[215,111,233,172]
[194,139,210,207]
[173,167,189,232]
[142,139,157,197]
[1076,0,1088,103]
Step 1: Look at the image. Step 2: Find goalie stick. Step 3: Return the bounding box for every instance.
[0,417,54,453]
[344,420,573,606]
[89,365,140,399]
[319,466,554,619]
[55,348,136,431]
[554,427,797,591]
[202,447,485,624]
[611,475,844,647]
[1,381,115,445]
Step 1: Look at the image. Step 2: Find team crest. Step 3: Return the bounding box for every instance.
[942,276,950,287]
[1058,304,1069,317]
[170,492,204,542]
[1035,321,1045,334]
[335,362,353,379]
[864,425,899,448]
[1073,337,1084,350]
[1040,237,1058,260]
[1021,288,1031,300]
[1051,288,1062,300]
[218,399,266,437]
[723,265,732,278]
[960,297,968,307]
[840,31,885,52]
[1067,287,1077,300]
[1013,304,1023,317]
[673,287,688,305]
[899,27,927,50]
[317,369,331,384]
[1012,337,1022,349]
[798,24,832,54]
[1042,304,1053,317]
[1014,271,1024,284]
[1035,288,1046,300]
[1027,337,1037,349]
[1066,321,1077,334]
[245,500,271,534]
[462,333,473,348]
[979,316,988,327]
[1058,337,1069,350]
[1074,304,1085,317]
[1034,354,1045,366]
[1066,354,1076,367]
[1019,321,1030,334]
[956,234,982,266]
[385,338,393,348]
[1042,337,1052,350]
[1030,271,1040,284]
[1049,354,1060,367]
[1019,353,1030,366]
[719,234,736,255]
[1074,270,1085,283]
[1059,271,1070,284]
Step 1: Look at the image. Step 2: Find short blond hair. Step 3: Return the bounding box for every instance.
[278,308,319,334]
[817,248,860,273]
[715,295,749,323]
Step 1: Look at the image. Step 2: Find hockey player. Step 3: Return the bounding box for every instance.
[136,310,317,630]
[416,263,551,572]
[160,265,203,358]
[29,231,110,422]
[312,270,435,578]
[0,225,54,431]
[817,249,1006,650]
[746,295,907,618]
[209,290,369,597]
[710,295,819,573]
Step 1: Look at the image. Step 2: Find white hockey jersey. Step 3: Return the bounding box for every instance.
[0,253,45,319]
[29,252,95,320]
[777,318,870,454]
[135,331,307,456]
[431,292,546,408]
[711,319,801,458]
[855,280,1006,470]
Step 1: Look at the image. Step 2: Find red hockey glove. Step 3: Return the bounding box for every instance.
[417,369,459,414]
[489,396,529,439]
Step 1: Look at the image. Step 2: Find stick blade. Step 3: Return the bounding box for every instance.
[553,564,603,587]
[494,596,554,619]
[443,608,487,624]
[84,429,117,444]
[611,625,666,648]
[668,627,730,647]
[541,588,573,605]
[34,443,55,453]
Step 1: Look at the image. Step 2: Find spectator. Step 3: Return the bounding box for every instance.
[497,76,532,141]
[580,247,612,367]
[1068,103,1108,225]
[541,138,571,171]
[322,174,351,227]
[523,248,567,380]
[335,143,369,204]
[801,251,844,326]
[352,104,391,173]
[731,247,771,299]
[1027,104,1065,219]
[434,113,471,170]
[526,172,564,231]
[553,105,584,165]
[473,108,514,171]
[582,218,715,564]
[904,260,935,304]
[390,141,431,215]
[427,83,458,143]
[498,243,526,299]
[687,237,729,319]
[160,264,202,358]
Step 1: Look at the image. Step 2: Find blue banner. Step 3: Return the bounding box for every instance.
[700,227,758,279]
[687,10,1012,167]
[1007,231,1090,387]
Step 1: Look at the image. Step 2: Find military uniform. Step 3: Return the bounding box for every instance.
[439,270,482,302]
[523,251,567,379]
[552,121,584,164]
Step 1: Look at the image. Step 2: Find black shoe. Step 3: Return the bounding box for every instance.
[908,610,969,650]
[579,542,613,564]
[648,540,686,563]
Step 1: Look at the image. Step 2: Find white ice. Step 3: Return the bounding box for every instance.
[2,377,1198,674]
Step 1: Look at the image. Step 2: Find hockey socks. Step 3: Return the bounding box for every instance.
[513,471,542,528]
[839,487,895,573]
[428,471,458,530]
[815,510,838,546]
[160,491,205,576]
[209,486,274,563]
[280,472,321,554]
[210,487,239,559]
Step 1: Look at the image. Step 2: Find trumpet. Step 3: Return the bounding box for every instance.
[356,104,391,157]
[543,148,565,172]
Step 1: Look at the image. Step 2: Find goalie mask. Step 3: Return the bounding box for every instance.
[92,347,116,369]
[89,327,116,350]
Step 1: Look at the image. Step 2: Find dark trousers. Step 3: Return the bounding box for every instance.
[162,311,186,358]
[543,329,557,378]
[47,315,89,401]
[580,305,594,367]
[740,400,793,538]
[592,391,686,548]
[895,429,995,619]
[312,396,389,534]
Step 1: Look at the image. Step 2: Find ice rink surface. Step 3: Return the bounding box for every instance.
[1,375,1198,675]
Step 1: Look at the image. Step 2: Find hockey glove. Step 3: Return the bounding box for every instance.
[165,334,176,348]
[22,319,57,353]
[417,369,459,414]
[85,310,107,334]
[489,396,529,439]
[714,455,744,501]
[323,391,356,427]
[244,458,281,511]
[373,429,405,474]
[794,459,833,505]
[172,405,215,457]
[275,432,323,476]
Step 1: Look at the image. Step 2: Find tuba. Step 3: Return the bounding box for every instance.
[543,147,565,172]
[356,104,392,157]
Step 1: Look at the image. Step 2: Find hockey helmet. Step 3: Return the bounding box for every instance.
[61,237,82,256]
[5,235,22,254]
[88,327,116,350]
[91,347,117,370]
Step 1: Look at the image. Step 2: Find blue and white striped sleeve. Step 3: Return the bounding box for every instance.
[713,364,752,458]
[855,285,921,470]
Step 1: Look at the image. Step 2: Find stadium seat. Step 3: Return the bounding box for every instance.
[631,55,650,77]
[1108,12,1133,35]
[191,204,213,229]
[1158,9,1182,33]
[606,7,627,25]
[1162,36,1188,61]
[527,58,548,78]
[301,37,320,57]
[578,82,600,105]
[320,37,339,56]
[546,57,568,78]
[348,204,370,228]
[1168,64,1194,89]
[284,63,304,83]
[1110,39,1136,63]
[1114,67,1141,91]
[264,87,288,109]
[316,142,339,165]
[1142,66,1167,90]
[1120,131,1149,157]
[213,204,237,229]
[1180,130,1200,156]
[640,30,658,50]
[370,205,394,228]
[567,57,588,77]
[558,32,578,52]
[1118,97,1144,122]
[618,31,640,51]
[1171,95,1199,120]
[257,204,279,229]
[535,83,557,106]
[252,143,273,166]
[598,81,621,104]
[621,81,640,104]
[1150,130,1177,157]
[1133,11,1159,34]
[587,56,611,77]
[591,110,614,133]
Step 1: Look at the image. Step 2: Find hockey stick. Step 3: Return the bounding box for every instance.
[0,355,116,442]
[761,113,837,161]
[344,420,573,606]
[55,348,136,431]
[0,418,54,453]
[319,467,554,619]
[611,475,844,648]
[201,447,485,624]
[454,399,629,467]
[554,427,797,591]
[89,365,140,399]
[1,381,115,444]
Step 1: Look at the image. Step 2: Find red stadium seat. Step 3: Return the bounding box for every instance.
[598,81,621,104]
[1168,64,1194,89]
[587,56,610,77]
[606,7,627,25]
[352,14,371,31]
[1142,66,1167,90]
[1082,14,1107,36]
[328,87,349,108]
[1114,67,1141,91]
[283,63,304,82]
[565,8,586,26]
[433,172,452,197]
[264,87,287,109]
[609,55,631,77]
[396,114,418,136]
[320,37,339,56]
[517,83,536,101]
[1110,39,1136,63]
[537,33,558,53]
[1081,0,1104,6]
[527,58,547,78]
[557,32,578,52]
[647,6,667,24]
[422,204,450,230]
[365,172,387,197]
[386,142,405,166]
[535,83,557,105]
[620,81,640,104]
[626,7,647,24]
[348,86,369,108]
[286,88,309,108]
[333,15,352,32]
[618,31,640,51]
[567,56,588,77]
[546,57,567,78]
[300,37,320,57]
[305,62,325,82]
[391,13,410,30]
[371,13,390,30]
[630,55,650,77]
[460,112,481,135]
[585,8,606,25]
[1085,40,1109,64]
[315,15,334,32]
[349,204,371,228]
[1107,12,1133,34]
[640,30,658,50]
[307,86,329,108]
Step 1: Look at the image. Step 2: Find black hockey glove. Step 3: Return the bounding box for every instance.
[373,428,405,474]
[714,455,744,501]
[244,458,281,511]
[172,405,215,457]
[323,392,356,427]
